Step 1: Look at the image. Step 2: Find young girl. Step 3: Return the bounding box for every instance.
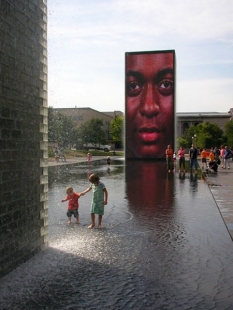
[166,145,173,172]
[61,187,83,224]
[178,146,186,173]
[87,153,92,165]
[81,174,108,229]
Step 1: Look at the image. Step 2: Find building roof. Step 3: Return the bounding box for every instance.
[177,112,229,118]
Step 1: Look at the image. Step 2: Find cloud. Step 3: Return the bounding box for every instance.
[49,0,233,40]
[177,78,233,112]
[47,0,233,113]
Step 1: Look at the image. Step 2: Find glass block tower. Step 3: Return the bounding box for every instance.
[0,0,48,277]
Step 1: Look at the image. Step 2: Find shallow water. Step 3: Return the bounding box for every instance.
[1,159,233,309]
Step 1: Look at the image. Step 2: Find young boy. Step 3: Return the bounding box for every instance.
[81,174,108,229]
[61,187,83,224]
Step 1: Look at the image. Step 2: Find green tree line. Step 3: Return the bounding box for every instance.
[177,121,233,149]
[48,107,124,149]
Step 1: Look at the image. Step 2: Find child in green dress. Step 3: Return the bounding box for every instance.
[81,174,108,229]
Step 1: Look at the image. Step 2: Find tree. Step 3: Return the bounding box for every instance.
[192,122,223,149]
[48,107,78,148]
[110,115,124,148]
[225,120,233,147]
[178,122,224,150]
[176,137,188,149]
[77,118,105,147]
[183,125,197,146]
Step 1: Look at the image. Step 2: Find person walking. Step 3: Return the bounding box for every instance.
[81,174,108,229]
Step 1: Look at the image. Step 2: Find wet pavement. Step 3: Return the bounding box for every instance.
[202,163,233,241]
[0,157,233,309]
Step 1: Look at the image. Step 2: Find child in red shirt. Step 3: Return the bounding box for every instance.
[61,187,84,224]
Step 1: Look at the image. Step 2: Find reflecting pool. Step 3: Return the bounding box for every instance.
[1,158,233,309]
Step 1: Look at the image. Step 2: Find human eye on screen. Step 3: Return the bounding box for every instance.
[126,81,142,96]
[157,79,173,96]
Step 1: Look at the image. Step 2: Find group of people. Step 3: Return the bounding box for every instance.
[165,145,186,173]
[61,174,108,229]
[166,144,232,174]
[87,153,111,167]
[54,146,66,162]
[201,145,232,172]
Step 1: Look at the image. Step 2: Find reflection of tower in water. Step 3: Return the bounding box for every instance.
[125,160,174,220]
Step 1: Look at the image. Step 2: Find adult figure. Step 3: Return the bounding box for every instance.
[60,147,66,162]
[166,145,173,172]
[189,144,198,173]
[213,147,220,160]
[220,145,225,168]
[125,51,175,159]
[178,146,186,173]
[54,147,60,162]
[223,146,231,169]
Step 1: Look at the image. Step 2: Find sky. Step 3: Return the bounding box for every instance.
[47,0,233,113]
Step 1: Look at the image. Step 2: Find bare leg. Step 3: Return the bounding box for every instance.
[88,213,95,228]
[75,216,79,224]
[68,217,71,224]
[98,215,103,229]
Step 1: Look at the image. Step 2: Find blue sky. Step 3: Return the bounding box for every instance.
[47,0,233,113]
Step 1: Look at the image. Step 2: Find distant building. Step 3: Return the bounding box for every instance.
[176,112,230,137]
[53,107,123,141]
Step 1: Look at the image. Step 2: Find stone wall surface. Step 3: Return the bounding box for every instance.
[0,0,48,278]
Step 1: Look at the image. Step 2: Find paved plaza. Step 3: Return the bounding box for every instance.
[0,156,233,309]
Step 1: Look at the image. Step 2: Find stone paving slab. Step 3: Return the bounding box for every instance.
[202,165,233,241]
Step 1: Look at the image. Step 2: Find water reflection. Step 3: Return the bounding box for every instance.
[48,159,124,188]
[125,160,174,208]
[125,160,175,231]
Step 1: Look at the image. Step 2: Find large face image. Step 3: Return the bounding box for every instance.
[125,51,175,159]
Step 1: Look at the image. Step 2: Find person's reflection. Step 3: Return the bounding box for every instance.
[179,172,185,180]
[125,161,174,222]
[106,166,111,175]
[189,172,198,190]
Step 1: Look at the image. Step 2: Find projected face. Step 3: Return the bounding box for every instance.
[126,52,174,159]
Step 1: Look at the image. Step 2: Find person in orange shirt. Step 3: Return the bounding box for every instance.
[166,145,173,172]
[209,149,215,162]
[201,148,207,170]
